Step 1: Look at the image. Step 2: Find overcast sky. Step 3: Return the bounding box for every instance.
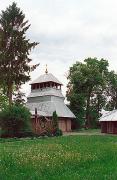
[1,0,117,97]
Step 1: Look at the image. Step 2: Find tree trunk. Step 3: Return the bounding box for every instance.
[85,88,92,128]
[97,94,100,117]
[8,83,13,105]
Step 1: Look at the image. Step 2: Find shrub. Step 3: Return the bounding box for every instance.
[0,104,31,137]
[54,128,63,136]
[52,111,58,129]
[51,111,63,136]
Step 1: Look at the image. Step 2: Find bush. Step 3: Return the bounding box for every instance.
[52,111,58,129]
[54,128,63,136]
[0,104,32,138]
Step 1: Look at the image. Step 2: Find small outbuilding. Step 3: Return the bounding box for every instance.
[99,110,117,134]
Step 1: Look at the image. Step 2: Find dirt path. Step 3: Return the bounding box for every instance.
[63,131,105,136]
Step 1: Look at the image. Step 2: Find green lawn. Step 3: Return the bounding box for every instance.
[72,128,101,134]
[0,135,117,180]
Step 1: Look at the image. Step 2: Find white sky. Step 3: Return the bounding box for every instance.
[1,0,117,97]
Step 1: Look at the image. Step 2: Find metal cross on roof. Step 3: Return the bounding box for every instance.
[45,64,48,74]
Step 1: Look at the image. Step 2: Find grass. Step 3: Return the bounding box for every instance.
[73,128,101,133]
[0,135,117,180]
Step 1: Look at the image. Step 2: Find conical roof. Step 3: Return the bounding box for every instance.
[30,73,62,85]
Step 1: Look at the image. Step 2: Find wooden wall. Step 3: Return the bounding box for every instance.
[101,121,117,134]
[59,118,71,132]
[32,116,72,134]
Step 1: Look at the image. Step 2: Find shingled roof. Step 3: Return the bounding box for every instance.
[27,100,76,118]
[30,73,62,85]
[27,71,75,119]
[99,110,117,121]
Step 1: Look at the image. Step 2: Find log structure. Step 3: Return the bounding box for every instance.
[99,110,117,134]
[27,69,75,133]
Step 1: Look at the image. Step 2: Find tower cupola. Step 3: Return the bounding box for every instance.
[30,71,62,91]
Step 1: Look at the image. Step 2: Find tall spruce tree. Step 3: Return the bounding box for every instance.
[0,2,39,105]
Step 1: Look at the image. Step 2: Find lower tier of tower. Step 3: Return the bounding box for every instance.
[31,116,72,133]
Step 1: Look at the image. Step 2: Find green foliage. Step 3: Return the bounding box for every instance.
[52,111,58,129]
[0,93,8,110]
[54,128,63,136]
[0,2,39,104]
[0,87,9,110]
[0,135,117,179]
[14,90,26,105]
[105,71,117,110]
[51,111,62,136]
[67,57,109,128]
[0,104,31,137]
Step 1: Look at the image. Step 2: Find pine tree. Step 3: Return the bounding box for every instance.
[0,2,39,105]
